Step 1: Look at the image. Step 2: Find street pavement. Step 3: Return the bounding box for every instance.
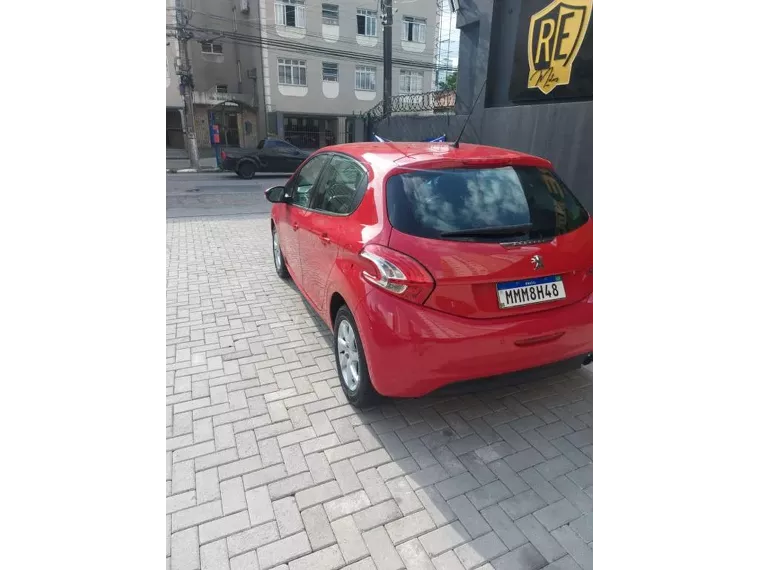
[166,174,593,570]
[167,173,290,219]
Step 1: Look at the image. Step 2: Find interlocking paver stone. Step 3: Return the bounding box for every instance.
[295,480,342,510]
[492,543,547,570]
[397,538,436,570]
[256,531,312,570]
[534,499,582,531]
[363,526,405,570]
[229,550,257,570]
[499,490,547,520]
[353,499,404,531]
[273,496,304,537]
[166,216,592,570]
[448,495,491,538]
[418,521,471,557]
[199,510,251,544]
[432,550,467,570]
[481,504,528,550]
[200,539,230,570]
[385,509,436,544]
[226,521,280,557]
[289,545,344,570]
[516,514,567,562]
[302,504,337,549]
[331,515,369,563]
[453,532,508,570]
[171,527,200,570]
[324,489,371,520]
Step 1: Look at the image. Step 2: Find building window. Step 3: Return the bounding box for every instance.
[355,65,376,91]
[356,9,377,37]
[275,0,306,28]
[200,42,223,54]
[322,3,339,25]
[403,17,426,43]
[399,70,423,94]
[322,62,339,82]
[278,58,307,86]
[215,85,229,94]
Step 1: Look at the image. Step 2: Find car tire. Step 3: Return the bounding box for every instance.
[272,227,290,279]
[237,161,256,179]
[334,305,379,408]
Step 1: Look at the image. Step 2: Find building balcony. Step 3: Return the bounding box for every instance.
[192,90,257,110]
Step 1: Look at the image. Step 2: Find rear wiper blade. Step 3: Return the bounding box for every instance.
[439,224,533,238]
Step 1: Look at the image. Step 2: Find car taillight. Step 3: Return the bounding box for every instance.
[359,244,435,305]
[221,151,227,160]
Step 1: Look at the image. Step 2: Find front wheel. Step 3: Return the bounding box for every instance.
[237,161,256,179]
[334,305,379,408]
[272,227,290,279]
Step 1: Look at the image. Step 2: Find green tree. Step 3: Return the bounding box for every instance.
[438,71,458,91]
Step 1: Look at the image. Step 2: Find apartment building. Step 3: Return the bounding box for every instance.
[167,0,186,149]
[166,0,267,150]
[166,0,438,151]
[258,0,438,147]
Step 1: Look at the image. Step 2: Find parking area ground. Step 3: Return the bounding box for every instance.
[166,176,593,570]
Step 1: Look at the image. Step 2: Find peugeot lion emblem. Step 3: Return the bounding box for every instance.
[531,255,544,271]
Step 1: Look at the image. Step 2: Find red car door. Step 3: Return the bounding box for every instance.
[297,154,368,315]
[277,154,332,284]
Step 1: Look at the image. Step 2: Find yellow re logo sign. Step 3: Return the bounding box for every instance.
[527,0,592,95]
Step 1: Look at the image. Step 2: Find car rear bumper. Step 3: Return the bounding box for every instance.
[352,290,593,398]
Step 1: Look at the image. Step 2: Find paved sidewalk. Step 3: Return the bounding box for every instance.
[167,216,593,570]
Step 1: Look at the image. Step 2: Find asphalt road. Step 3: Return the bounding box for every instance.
[166,173,290,218]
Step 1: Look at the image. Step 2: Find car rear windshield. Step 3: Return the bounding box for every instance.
[385,166,589,242]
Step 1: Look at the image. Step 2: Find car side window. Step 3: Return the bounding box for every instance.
[311,155,367,215]
[288,154,331,208]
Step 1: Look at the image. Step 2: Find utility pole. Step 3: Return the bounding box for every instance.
[381,0,393,118]
[175,0,201,170]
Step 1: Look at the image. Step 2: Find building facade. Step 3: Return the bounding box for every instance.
[166,0,267,151]
[166,0,439,152]
[167,0,186,150]
[258,0,438,148]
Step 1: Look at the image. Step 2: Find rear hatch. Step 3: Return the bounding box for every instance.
[385,163,592,319]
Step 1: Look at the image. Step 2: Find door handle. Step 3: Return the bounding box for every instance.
[319,233,331,244]
[292,222,299,231]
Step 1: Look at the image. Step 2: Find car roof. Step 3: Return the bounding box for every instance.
[320,142,552,169]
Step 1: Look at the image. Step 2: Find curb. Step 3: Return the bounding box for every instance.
[166,168,223,174]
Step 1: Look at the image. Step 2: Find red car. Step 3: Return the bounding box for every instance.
[265,142,592,406]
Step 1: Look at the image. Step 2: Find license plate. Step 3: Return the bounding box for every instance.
[497,275,566,308]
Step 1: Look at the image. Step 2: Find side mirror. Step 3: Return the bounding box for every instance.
[265,186,288,203]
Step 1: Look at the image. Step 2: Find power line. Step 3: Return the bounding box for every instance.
[166,23,456,72]
[167,6,440,61]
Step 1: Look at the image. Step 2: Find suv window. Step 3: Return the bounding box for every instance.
[311,155,367,214]
[288,154,331,207]
[386,166,589,241]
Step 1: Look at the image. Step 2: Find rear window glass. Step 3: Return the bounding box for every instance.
[386,166,589,241]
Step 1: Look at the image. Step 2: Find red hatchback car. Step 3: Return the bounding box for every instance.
[265,142,592,406]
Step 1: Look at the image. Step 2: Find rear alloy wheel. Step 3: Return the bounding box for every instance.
[237,161,256,179]
[334,305,378,407]
[272,227,290,279]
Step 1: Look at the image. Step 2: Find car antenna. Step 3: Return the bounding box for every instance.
[451,78,487,149]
